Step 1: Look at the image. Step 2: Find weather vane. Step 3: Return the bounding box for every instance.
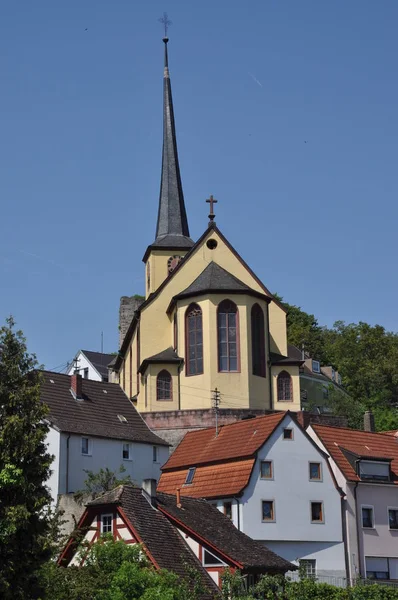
[159,12,172,38]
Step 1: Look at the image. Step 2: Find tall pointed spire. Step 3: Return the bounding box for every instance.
[152,36,193,249]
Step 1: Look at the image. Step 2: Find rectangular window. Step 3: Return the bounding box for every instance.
[185,467,196,485]
[122,443,130,460]
[262,500,275,522]
[362,506,374,529]
[153,446,158,463]
[359,461,390,481]
[223,501,232,519]
[309,462,322,481]
[365,557,389,580]
[299,559,316,578]
[260,460,273,479]
[81,437,91,455]
[283,428,293,440]
[311,502,324,523]
[101,514,113,535]
[312,360,320,374]
[389,509,398,530]
[84,368,89,379]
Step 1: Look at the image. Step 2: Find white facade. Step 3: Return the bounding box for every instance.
[211,415,346,577]
[308,426,398,582]
[66,351,103,381]
[46,427,168,503]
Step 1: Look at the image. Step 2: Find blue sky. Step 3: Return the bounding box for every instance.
[1,1,397,369]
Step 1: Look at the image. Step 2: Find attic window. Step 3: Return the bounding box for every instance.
[359,460,390,481]
[312,360,320,374]
[117,414,128,423]
[185,467,196,485]
[206,239,218,250]
[203,549,224,566]
[50,379,55,384]
[103,390,108,394]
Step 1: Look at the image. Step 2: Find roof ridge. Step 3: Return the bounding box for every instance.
[313,423,392,437]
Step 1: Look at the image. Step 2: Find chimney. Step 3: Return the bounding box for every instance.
[142,479,157,503]
[176,487,182,509]
[71,373,83,399]
[364,411,375,432]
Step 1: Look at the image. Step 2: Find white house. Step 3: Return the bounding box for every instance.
[67,349,115,382]
[308,418,398,583]
[158,411,347,579]
[42,370,169,503]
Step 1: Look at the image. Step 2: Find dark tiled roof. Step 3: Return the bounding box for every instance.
[40,371,168,446]
[81,350,115,379]
[158,493,295,572]
[89,486,219,599]
[312,424,398,483]
[138,347,183,374]
[167,262,270,313]
[270,352,303,366]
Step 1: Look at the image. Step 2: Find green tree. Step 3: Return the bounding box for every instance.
[0,317,53,599]
[74,465,133,502]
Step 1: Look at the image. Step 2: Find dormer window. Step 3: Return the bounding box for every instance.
[312,360,320,374]
[185,467,196,485]
[359,460,390,481]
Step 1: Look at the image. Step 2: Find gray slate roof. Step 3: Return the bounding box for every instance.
[40,371,168,445]
[81,350,115,380]
[138,347,183,374]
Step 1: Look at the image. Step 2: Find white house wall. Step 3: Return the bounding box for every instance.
[240,415,346,576]
[46,427,61,503]
[66,352,102,381]
[265,540,345,577]
[58,432,168,495]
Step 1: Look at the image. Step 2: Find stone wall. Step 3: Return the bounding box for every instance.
[119,296,144,348]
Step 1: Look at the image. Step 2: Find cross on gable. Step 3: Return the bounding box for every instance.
[206,195,217,223]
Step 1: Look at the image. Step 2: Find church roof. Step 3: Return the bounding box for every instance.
[138,347,183,374]
[146,38,194,258]
[40,370,168,446]
[167,262,270,313]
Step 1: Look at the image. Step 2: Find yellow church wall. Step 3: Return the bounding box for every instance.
[271,365,301,412]
[142,363,179,412]
[268,302,288,356]
[146,250,189,298]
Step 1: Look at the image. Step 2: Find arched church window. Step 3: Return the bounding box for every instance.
[251,303,266,377]
[217,300,240,372]
[156,370,172,401]
[277,371,292,402]
[185,304,203,376]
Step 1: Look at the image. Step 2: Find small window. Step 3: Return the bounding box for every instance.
[365,557,389,580]
[84,368,89,379]
[185,467,196,485]
[283,428,293,440]
[362,507,374,529]
[203,549,224,566]
[359,461,390,481]
[331,368,335,381]
[122,443,130,460]
[311,502,324,523]
[309,463,322,481]
[101,513,113,535]
[260,460,273,479]
[299,559,316,578]
[153,446,158,463]
[223,501,232,519]
[322,386,329,400]
[277,371,293,402]
[262,500,275,522]
[389,509,398,530]
[81,437,91,455]
[312,360,320,374]
[156,370,172,401]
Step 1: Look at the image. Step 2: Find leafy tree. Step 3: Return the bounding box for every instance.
[0,317,53,599]
[74,465,133,502]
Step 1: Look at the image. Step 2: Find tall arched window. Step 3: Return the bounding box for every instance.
[185,304,203,376]
[277,371,292,402]
[251,303,266,377]
[157,370,172,401]
[217,300,239,372]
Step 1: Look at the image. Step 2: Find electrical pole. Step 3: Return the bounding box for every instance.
[212,388,221,436]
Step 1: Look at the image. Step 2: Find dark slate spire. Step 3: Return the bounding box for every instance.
[152,37,194,250]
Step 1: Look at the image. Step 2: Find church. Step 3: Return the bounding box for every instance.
[110,36,302,421]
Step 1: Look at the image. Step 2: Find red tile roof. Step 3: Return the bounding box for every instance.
[312,424,398,483]
[157,459,255,498]
[162,412,286,470]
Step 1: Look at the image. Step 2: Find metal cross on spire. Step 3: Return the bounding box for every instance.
[159,12,172,38]
[206,195,218,223]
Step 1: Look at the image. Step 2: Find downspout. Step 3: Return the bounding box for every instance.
[340,493,350,586]
[233,496,241,531]
[266,303,273,410]
[66,433,71,494]
[177,365,182,411]
[353,481,362,581]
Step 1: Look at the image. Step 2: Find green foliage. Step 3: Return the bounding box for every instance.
[74,465,133,502]
[0,316,53,599]
[40,539,201,600]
